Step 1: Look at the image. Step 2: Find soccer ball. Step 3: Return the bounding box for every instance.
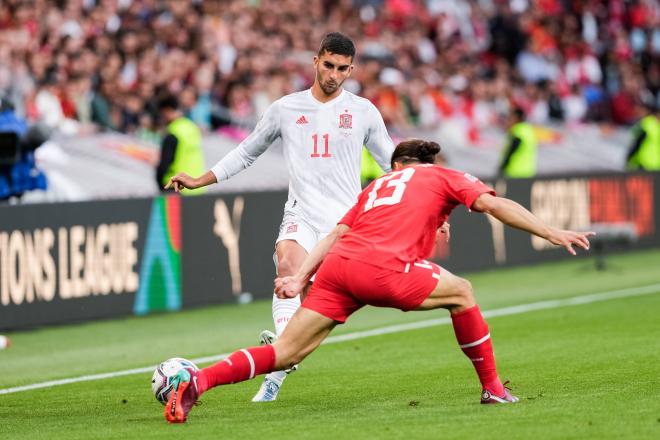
[151,357,199,405]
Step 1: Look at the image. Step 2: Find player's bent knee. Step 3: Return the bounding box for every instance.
[456,277,475,307]
[460,278,473,296]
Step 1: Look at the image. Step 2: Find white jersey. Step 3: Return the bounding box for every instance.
[211,89,394,232]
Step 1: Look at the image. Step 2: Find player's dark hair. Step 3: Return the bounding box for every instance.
[157,94,179,111]
[391,139,442,168]
[318,32,356,59]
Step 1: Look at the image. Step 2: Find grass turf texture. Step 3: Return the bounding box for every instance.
[1,249,660,439]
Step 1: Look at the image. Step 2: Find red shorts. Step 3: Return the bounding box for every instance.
[301,253,441,323]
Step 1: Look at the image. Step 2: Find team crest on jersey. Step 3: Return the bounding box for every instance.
[339,111,352,129]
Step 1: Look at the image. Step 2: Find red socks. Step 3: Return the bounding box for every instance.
[451,305,504,396]
[198,345,276,394]
[196,308,502,397]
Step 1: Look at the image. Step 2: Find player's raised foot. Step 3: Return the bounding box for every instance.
[165,368,200,423]
[251,375,283,402]
[480,381,519,404]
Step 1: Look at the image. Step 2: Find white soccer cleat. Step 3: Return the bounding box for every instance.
[251,330,299,402]
[251,375,283,402]
[480,381,519,404]
[259,330,277,345]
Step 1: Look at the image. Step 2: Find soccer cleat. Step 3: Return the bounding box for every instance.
[165,368,200,423]
[251,375,283,402]
[259,330,298,374]
[251,330,295,402]
[480,381,519,404]
[259,330,277,345]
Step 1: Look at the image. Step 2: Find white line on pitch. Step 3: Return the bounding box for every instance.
[1,282,659,396]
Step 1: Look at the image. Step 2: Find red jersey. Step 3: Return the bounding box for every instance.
[331,164,494,271]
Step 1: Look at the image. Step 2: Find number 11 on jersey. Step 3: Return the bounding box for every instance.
[311,134,331,158]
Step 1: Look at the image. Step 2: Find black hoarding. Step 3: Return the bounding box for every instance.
[0,198,151,329]
[180,191,287,306]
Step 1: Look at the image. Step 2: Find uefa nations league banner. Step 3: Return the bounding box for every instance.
[0,173,658,330]
[0,198,151,330]
[0,192,286,330]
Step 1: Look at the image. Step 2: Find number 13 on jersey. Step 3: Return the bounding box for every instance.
[311,133,331,158]
[364,168,416,212]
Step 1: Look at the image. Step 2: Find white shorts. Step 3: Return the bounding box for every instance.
[275,211,329,253]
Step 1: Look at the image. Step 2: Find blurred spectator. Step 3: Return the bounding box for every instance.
[155,94,205,195]
[498,107,537,178]
[90,81,115,130]
[33,76,66,130]
[516,40,559,84]
[562,84,588,123]
[563,44,602,86]
[0,0,657,143]
[611,71,644,125]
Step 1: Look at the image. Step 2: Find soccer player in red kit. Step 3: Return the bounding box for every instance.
[164,139,595,423]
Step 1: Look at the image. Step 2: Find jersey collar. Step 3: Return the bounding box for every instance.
[307,88,345,106]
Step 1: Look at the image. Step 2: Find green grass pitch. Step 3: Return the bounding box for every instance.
[1,249,660,439]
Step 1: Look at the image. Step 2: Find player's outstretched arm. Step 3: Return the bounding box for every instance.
[275,224,351,298]
[164,170,217,193]
[472,193,595,255]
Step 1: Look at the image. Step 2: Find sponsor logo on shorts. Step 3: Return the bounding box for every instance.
[286,224,298,233]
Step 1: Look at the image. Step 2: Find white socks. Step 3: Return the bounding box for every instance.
[266,294,301,383]
[272,293,301,336]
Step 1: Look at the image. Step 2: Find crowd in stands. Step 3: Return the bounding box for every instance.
[0,0,658,144]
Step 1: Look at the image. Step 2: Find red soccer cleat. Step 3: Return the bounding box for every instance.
[480,381,519,404]
[165,368,200,423]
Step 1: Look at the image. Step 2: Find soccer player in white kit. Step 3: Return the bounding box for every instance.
[165,32,395,402]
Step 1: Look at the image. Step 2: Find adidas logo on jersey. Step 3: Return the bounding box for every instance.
[296,115,309,124]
